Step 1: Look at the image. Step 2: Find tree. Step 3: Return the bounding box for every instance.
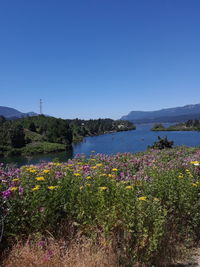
[9,124,25,148]
[149,136,173,150]
[29,122,36,132]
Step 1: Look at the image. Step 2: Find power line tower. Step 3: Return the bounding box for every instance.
[40,99,43,114]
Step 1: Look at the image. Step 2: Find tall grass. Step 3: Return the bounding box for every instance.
[1,147,200,265]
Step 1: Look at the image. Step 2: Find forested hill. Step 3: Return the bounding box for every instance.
[66,118,135,142]
[0,115,135,157]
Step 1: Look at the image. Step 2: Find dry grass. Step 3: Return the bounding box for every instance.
[2,237,119,267]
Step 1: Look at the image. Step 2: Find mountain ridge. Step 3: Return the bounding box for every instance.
[121,104,200,123]
[0,106,38,119]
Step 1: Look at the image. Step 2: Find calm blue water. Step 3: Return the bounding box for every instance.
[1,124,200,167]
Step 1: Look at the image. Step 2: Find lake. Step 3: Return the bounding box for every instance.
[1,124,200,167]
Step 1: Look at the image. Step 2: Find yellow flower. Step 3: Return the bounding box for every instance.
[178,174,183,178]
[125,185,133,189]
[192,183,198,187]
[29,169,36,173]
[53,163,61,166]
[32,185,40,191]
[99,186,108,191]
[42,170,50,173]
[86,176,91,179]
[12,178,19,182]
[190,161,200,165]
[138,196,147,201]
[73,173,81,176]
[48,186,59,190]
[91,166,97,169]
[36,177,45,181]
[10,187,18,191]
[112,168,118,172]
[96,163,102,167]
[153,197,160,201]
[86,184,91,187]
[80,186,84,190]
[108,174,114,178]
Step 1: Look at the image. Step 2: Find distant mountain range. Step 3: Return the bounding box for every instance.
[0,106,38,119]
[121,104,200,123]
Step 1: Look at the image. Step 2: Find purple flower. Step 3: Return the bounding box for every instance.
[19,186,24,195]
[2,189,12,199]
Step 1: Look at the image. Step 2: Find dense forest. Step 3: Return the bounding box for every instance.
[0,115,135,157]
[66,118,135,142]
[151,120,200,131]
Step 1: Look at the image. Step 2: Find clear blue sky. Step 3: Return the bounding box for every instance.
[1,0,200,119]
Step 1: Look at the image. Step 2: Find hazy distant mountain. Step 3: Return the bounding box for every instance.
[121,104,200,123]
[0,106,38,119]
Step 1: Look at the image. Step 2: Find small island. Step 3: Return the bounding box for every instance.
[151,120,200,131]
[0,115,135,157]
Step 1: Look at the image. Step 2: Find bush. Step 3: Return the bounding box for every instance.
[149,136,174,149]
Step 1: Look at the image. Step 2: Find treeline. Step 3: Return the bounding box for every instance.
[151,119,200,131]
[0,115,135,156]
[66,118,135,142]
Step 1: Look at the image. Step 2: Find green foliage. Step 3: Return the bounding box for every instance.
[0,116,135,157]
[155,119,200,131]
[0,121,25,148]
[66,118,135,142]
[151,123,165,131]
[2,148,200,264]
[149,136,174,149]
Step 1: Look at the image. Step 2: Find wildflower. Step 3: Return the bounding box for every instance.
[125,185,133,189]
[91,166,97,169]
[80,186,84,190]
[178,174,184,178]
[42,170,50,173]
[99,186,108,191]
[86,184,91,187]
[19,186,24,195]
[36,177,45,181]
[86,176,91,179]
[12,178,19,182]
[192,183,198,187]
[32,185,40,191]
[96,163,102,167]
[10,187,18,191]
[53,163,61,166]
[29,169,36,173]
[190,161,200,166]
[74,173,81,176]
[108,174,114,178]
[2,189,12,199]
[153,197,160,201]
[48,186,59,190]
[138,196,147,201]
[112,168,118,171]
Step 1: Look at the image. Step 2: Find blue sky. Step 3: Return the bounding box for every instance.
[0,0,200,119]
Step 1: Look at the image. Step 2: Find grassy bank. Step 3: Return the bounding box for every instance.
[0,142,67,157]
[1,147,200,265]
